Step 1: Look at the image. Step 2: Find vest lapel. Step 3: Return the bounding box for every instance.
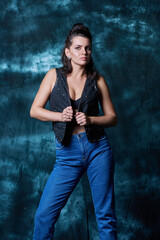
[58,68,71,106]
[60,68,89,111]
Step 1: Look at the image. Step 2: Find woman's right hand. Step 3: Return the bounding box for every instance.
[62,106,73,122]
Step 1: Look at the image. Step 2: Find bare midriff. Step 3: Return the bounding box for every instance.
[72,125,86,135]
[71,109,86,135]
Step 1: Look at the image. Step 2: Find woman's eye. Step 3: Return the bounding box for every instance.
[75,46,91,50]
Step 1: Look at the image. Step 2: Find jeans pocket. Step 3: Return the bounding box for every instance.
[95,134,111,151]
[55,140,65,150]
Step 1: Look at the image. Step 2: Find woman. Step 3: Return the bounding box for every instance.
[30,23,118,240]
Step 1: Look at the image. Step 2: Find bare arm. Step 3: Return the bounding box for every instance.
[30,68,74,123]
[75,75,118,127]
[89,75,118,127]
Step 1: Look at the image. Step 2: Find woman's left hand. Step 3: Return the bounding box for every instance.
[75,112,90,126]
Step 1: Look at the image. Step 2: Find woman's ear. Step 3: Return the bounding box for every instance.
[65,48,70,58]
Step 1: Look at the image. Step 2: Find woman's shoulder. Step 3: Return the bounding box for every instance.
[96,73,105,84]
[96,73,109,90]
[47,67,62,80]
[48,67,64,75]
[97,73,105,80]
[45,68,57,92]
[47,67,56,74]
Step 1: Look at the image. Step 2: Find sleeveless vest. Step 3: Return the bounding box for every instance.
[49,67,105,143]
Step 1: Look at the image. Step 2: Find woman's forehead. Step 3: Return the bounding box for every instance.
[71,36,91,45]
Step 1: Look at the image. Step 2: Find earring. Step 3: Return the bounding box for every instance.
[67,56,71,60]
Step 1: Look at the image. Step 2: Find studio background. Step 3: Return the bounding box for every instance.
[0,1,160,240]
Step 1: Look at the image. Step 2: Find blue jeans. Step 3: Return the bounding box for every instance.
[33,132,117,240]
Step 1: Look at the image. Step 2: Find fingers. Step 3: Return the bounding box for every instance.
[75,112,88,126]
[62,106,73,122]
[62,108,89,125]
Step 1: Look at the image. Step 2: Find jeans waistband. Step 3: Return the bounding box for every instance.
[70,131,87,141]
[70,131,107,142]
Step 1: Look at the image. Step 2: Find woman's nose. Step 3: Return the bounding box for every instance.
[82,48,87,55]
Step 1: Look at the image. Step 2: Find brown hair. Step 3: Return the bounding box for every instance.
[61,23,100,80]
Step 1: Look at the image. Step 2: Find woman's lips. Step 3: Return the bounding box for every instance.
[80,57,87,60]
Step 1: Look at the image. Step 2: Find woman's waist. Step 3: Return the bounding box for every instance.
[71,124,86,135]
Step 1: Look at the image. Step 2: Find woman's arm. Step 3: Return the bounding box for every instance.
[89,75,118,127]
[30,68,61,121]
[30,68,73,122]
[75,75,118,127]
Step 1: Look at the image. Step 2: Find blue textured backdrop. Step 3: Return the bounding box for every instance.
[0,1,160,240]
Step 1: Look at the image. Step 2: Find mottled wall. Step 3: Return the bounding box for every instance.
[0,1,160,240]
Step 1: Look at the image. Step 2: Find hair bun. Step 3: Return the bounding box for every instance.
[72,23,84,28]
[71,23,86,31]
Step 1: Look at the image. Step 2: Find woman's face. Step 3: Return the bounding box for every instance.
[65,36,92,66]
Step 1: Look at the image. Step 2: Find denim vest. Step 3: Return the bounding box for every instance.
[49,67,105,143]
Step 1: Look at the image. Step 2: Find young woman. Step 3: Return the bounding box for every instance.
[30,23,118,240]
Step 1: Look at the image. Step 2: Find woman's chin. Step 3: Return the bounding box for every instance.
[72,61,90,67]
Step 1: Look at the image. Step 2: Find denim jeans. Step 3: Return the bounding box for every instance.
[33,131,117,240]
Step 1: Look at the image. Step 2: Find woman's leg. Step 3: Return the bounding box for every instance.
[33,141,85,240]
[86,136,117,240]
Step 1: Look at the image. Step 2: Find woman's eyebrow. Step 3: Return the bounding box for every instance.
[74,44,91,47]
